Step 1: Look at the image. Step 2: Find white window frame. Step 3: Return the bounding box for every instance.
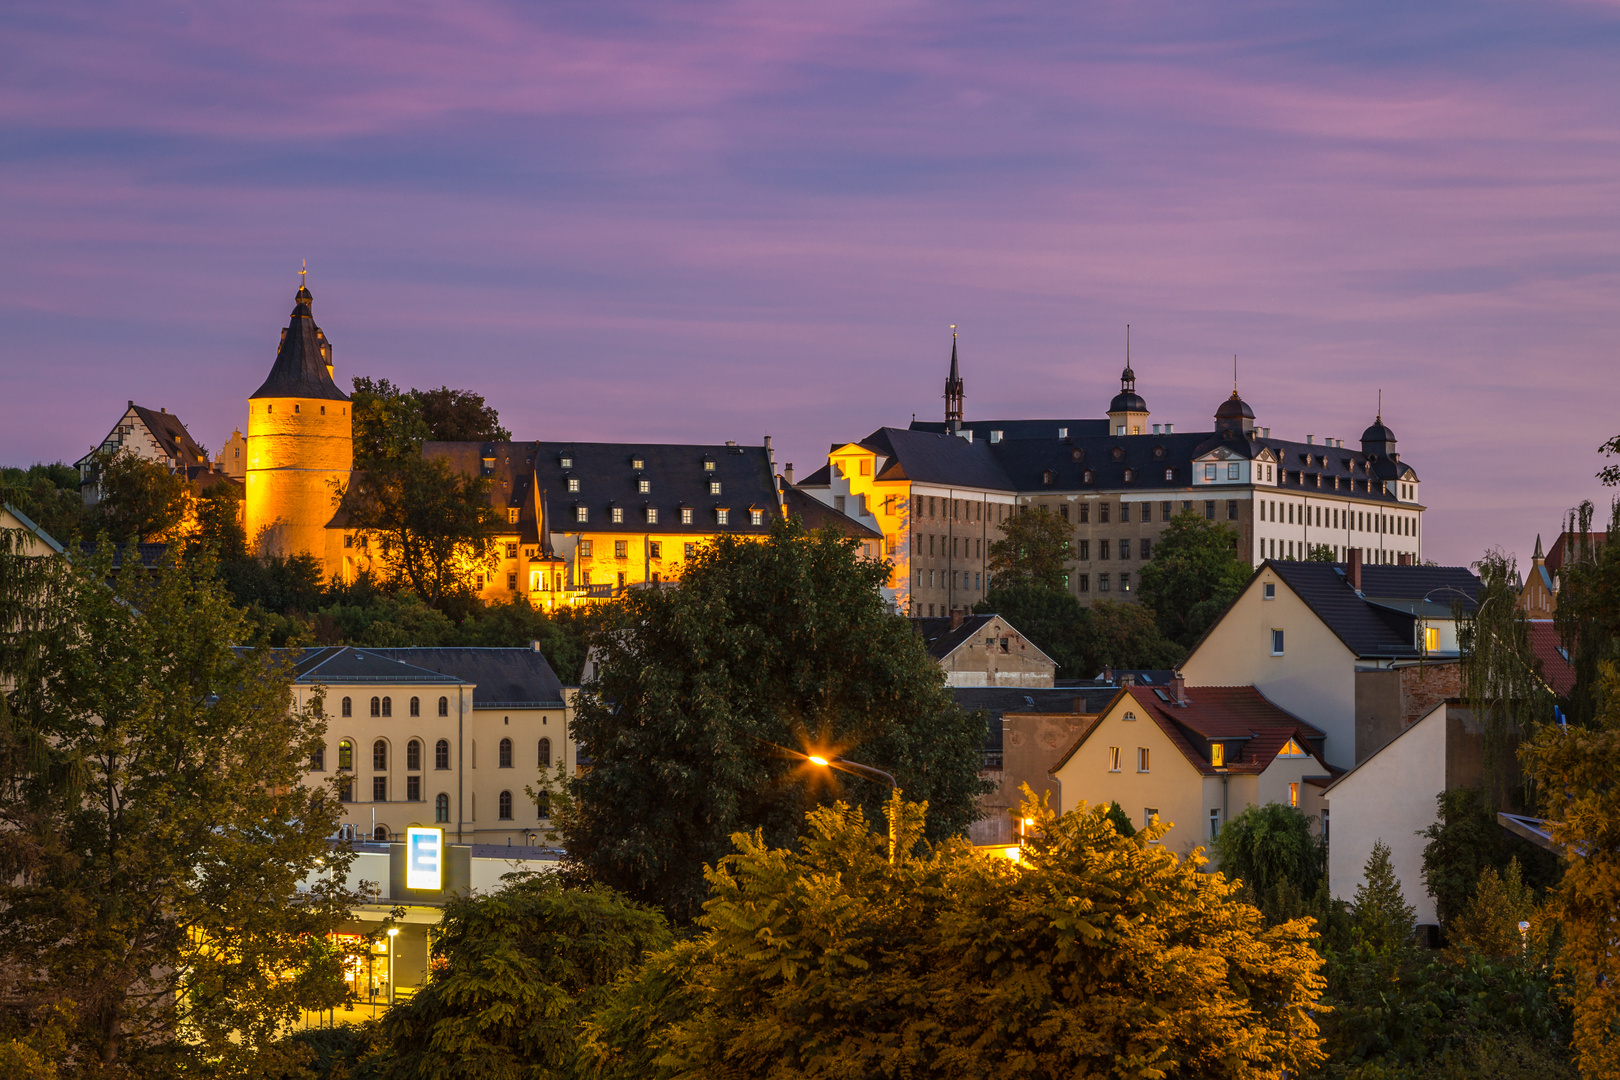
[1271,628,1285,655]
[575,507,588,523]
[1137,747,1150,773]
[1108,746,1121,772]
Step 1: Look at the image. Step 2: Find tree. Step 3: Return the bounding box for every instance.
[86,448,190,544]
[1214,802,1324,922]
[415,385,511,443]
[565,518,989,920]
[973,580,1089,676]
[0,462,86,547]
[1104,799,1136,836]
[1550,498,1620,726]
[1081,598,1186,671]
[190,480,248,561]
[369,874,668,1079]
[1306,543,1336,562]
[1449,859,1536,960]
[1459,549,1554,781]
[1420,786,1558,931]
[985,505,1069,591]
[0,539,357,1073]
[1351,840,1417,952]
[584,796,1327,1079]
[1136,509,1252,648]
[1520,662,1620,1078]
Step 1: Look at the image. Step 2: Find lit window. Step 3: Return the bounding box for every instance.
[575,507,588,522]
[716,508,729,525]
[646,507,658,524]
[709,481,722,495]
[507,508,519,524]
[1164,468,1173,480]
[1211,742,1225,767]
[1108,747,1121,772]
[560,456,573,469]
[681,507,693,524]
[614,540,627,558]
[580,540,592,556]
[750,509,763,525]
[505,542,518,559]
[611,507,624,523]
[1137,747,1150,772]
[568,478,579,492]
[1271,629,1285,655]
[703,459,715,471]
[1424,626,1440,652]
[1279,738,1308,757]
[632,457,645,470]
[639,479,650,493]
[1288,782,1300,808]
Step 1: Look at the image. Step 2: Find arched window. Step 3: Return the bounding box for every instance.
[407,739,421,771]
[438,696,449,717]
[374,825,388,841]
[341,697,352,717]
[310,743,326,771]
[537,791,551,819]
[538,738,551,768]
[435,739,450,770]
[498,790,513,820]
[410,696,420,717]
[498,738,513,768]
[370,697,380,717]
[382,696,392,717]
[338,739,353,770]
[373,740,387,771]
[435,793,450,823]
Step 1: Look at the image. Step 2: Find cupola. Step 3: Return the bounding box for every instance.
[1105,326,1150,436]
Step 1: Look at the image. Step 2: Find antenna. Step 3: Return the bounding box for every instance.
[299,259,307,284]
[1377,388,1382,422]
[1126,324,1131,365]
[1233,354,1238,392]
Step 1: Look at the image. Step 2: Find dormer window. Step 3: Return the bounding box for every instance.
[750,508,764,525]
[567,477,580,493]
[703,458,715,472]
[709,480,722,495]
[680,506,693,524]
[1042,470,1054,486]
[575,506,588,522]
[1279,738,1307,757]
[560,455,573,469]
[1057,427,1068,438]
[1164,468,1174,481]
[1153,445,1165,459]
[1071,448,1084,462]
[646,507,658,524]
[506,508,519,525]
[1211,743,1225,767]
[1083,469,1093,483]
[1122,469,1134,482]
[631,457,645,470]
[1111,446,1124,461]
[611,506,624,524]
[716,508,730,525]
[638,479,650,494]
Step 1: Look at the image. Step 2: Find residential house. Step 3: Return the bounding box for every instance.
[913,612,1057,687]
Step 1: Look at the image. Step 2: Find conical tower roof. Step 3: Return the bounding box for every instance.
[249,283,348,401]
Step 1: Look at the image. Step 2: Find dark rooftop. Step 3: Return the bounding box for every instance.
[365,647,566,705]
[781,484,883,540]
[249,287,348,402]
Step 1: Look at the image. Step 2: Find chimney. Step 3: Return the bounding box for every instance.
[1348,547,1363,592]
[1121,673,1136,687]
[1072,697,1085,713]
[1102,665,1114,685]
[1170,671,1186,705]
[950,608,964,631]
[784,462,795,485]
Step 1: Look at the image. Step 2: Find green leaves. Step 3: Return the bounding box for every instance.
[985,506,1070,592]
[1135,509,1251,649]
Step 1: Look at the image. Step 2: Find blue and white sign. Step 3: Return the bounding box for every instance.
[406,827,443,891]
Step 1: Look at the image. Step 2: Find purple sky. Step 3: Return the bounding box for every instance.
[4,0,1619,568]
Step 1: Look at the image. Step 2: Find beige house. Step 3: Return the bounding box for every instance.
[1179,555,1478,768]
[1047,683,1334,858]
[282,646,573,846]
[1,503,67,558]
[913,613,1057,687]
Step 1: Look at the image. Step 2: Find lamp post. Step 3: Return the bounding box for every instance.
[385,927,399,1007]
[806,754,900,863]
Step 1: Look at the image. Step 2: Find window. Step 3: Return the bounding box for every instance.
[709,481,722,495]
[1424,626,1440,652]
[638,479,650,494]
[650,541,662,558]
[999,637,1010,653]
[342,696,352,717]
[560,455,573,469]
[339,779,353,802]
[539,737,552,767]
[567,477,579,492]
[1209,809,1221,840]
[1119,572,1130,592]
[1205,463,1216,480]
[373,740,387,770]
[1099,539,1110,560]
[1144,807,1158,829]
[1100,503,1110,524]
[507,572,518,591]
[338,740,353,770]
[750,508,764,525]
[1205,501,1215,520]
[407,775,421,802]
[435,739,450,769]
[1078,539,1090,560]
[1211,742,1225,767]
[1108,747,1121,772]
[1271,629,1285,655]
[1162,501,1172,521]
[1228,462,1240,480]
[1288,782,1300,808]
[438,696,449,717]
[1140,539,1151,560]
[684,542,695,557]
[646,507,658,524]
[1263,582,1276,599]
[1228,500,1238,521]
[606,506,621,524]
[859,458,871,475]
[1164,468,1173,481]
[1099,573,1110,592]
[1079,504,1090,523]
[435,793,450,822]
[498,791,513,820]
[505,542,519,559]
[1119,539,1131,559]
[716,509,729,525]
[499,738,512,768]
[576,506,588,522]
[370,696,381,717]
[407,739,421,770]
[310,743,326,771]
[580,539,593,557]
[1280,738,1308,756]
[614,540,628,559]
[373,776,387,802]
[1121,503,1131,523]
[410,696,420,717]
[1137,747,1150,773]
[703,459,715,471]
[1077,573,1089,592]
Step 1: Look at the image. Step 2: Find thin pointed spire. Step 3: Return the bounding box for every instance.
[1377,387,1382,423]
[1533,533,1545,561]
[944,325,964,431]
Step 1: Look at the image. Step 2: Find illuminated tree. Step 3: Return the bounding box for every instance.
[985,505,1069,591]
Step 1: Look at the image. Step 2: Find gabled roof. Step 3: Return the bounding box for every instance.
[130,406,211,466]
[249,289,348,401]
[1322,699,1446,794]
[856,427,1014,491]
[909,613,1058,668]
[781,485,883,540]
[1052,684,1331,778]
[364,647,566,705]
[1262,560,1479,659]
[1525,621,1576,697]
[286,647,467,685]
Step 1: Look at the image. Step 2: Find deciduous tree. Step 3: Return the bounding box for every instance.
[985,505,1069,591]
[1136,509,1252,647]
[1213,802,1324,922]
[86,448,190,544]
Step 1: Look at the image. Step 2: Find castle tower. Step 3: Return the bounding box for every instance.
[944,330,964,433]
[1105,326,1150,436]
[245,278,352,567]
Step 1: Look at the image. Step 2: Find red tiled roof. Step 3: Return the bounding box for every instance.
[1124,685,1330,777]
[1526,620,1576,697]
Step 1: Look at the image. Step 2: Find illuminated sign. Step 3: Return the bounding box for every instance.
[406,827,443,891]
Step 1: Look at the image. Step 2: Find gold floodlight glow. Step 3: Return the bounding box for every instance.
[808,755,830,767]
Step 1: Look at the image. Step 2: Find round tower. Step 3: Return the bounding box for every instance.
[1106,326,1149,435]
[245,280,352,569]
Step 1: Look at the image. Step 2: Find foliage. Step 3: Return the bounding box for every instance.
[1350,841,1416,953]
[350,377,510,462]
[1307,543,1337,562]
[584,795,1328,1079]
[565,517,989,921]
[414,385,512,444]
[1136,508,1252,647]
[86,448,190,544]
[190,478,248,561]
[985,505,1070,591]
[1550,498,1620,726]
[1083,598,1186,670]
[1420,786,1560,931]
[1103,799,1136,836]
[1214,802,1325,922]
[1448,859,1536,960]
[1519,661,1620,1078]
[368,874,668,1080]
[1458,550,1553,784]
[0,462,86,547]
[0,537,358,1074]
[973,585,1182,678]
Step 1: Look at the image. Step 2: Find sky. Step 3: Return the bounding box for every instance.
[3,0,1619,567]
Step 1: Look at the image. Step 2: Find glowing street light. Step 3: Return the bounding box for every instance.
[800,752,900,863]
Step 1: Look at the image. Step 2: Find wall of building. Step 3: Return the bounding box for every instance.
[247,396,352,564]
[973,711,1097,844]
[939,615,1057,687]
[1179,566,1359,767]
[1325,703,1447,926]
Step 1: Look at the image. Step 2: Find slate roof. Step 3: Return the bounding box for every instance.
[249,288,348,401]
[425,440,780,550]
[1525,621,1576,697]
[857,427,1014,490]
[911,613,1002,659]
[364,647,566,706]
[130,405,211,466]
[781,484,883,540]
[953,686,1123,754]
[912,418,1111,442]
[1053,684,1332,778]
[1263,560,1479,659]
[286,647,467,684]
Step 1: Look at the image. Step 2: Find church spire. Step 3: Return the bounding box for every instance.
[944,326,964,432]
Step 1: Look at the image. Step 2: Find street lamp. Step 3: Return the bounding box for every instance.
[801,753,900,863]
[385,928,399,1006]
